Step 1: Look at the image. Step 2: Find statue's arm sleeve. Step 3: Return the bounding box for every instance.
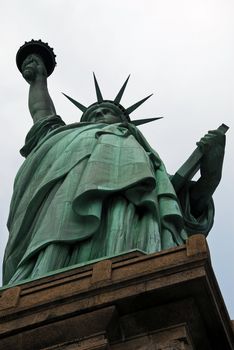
[177,181,215,237]
[20,115,65,157]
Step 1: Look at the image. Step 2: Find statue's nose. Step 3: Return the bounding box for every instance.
[96,110,105,118]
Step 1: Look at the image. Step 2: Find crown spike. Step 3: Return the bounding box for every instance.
[126,94,153,115]
[93,73,103,103]
[62,93,87,112]
[131,117,163,126]
[114,75,130,104]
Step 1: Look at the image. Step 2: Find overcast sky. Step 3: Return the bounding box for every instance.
[0,0,233,317]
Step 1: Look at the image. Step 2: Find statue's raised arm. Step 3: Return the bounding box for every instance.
[16,40,57,123]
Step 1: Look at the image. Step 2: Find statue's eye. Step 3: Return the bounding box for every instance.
[96,111,102,117]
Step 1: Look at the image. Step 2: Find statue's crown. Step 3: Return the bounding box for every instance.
[63,74,162,126]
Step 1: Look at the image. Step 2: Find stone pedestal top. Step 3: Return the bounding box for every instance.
[0,234,233,349]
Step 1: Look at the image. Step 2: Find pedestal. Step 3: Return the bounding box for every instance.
[0,234,233,349]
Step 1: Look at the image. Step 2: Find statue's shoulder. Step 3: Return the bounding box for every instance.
[20,115,66,157]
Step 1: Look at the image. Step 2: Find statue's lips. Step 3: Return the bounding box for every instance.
[93,116,121,123]
[96,118,108,122]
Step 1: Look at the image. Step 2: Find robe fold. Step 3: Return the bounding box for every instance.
[3,116,214,285]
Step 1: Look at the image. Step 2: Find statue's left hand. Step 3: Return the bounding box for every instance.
[197,129,226,184]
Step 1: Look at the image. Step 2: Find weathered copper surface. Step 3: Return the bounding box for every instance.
[4,45,226,284]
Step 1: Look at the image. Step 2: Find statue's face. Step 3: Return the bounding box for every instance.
[87,106,125,124]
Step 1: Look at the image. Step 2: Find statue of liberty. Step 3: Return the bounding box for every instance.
[3,40,226,285]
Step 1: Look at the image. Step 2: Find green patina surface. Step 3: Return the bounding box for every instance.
[2,40,226,285]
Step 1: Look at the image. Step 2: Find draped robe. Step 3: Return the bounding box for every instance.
[3,116,214,285]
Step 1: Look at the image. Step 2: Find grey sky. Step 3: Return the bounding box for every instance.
[0,0,233,316]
